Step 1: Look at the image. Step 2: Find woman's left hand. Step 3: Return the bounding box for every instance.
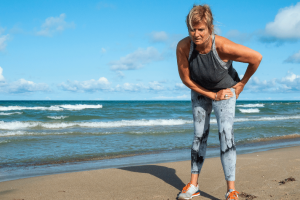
[232,82,245,99]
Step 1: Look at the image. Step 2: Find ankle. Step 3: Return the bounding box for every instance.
[190,181,198,187]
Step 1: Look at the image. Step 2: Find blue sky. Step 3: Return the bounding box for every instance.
[0,0,300,100]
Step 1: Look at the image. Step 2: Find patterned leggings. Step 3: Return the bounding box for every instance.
[191,88,236,181]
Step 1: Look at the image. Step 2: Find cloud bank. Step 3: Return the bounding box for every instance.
[59,77,110,92]
[8,79,50,93]
[246,72,300,92]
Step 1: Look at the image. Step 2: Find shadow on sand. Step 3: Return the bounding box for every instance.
[119,165,219,200]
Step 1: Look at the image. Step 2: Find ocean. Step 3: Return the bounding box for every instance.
[1,100,300,182]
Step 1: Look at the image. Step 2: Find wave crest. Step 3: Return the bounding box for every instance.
[1,115,300,131]
[0,104,102,111]
[47,116,69,120]
[237,103,264,108]
[0,112,23,115]
[239,108,260,113]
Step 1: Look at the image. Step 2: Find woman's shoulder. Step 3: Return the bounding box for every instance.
[214,35,236,53]
[177,36,191,53]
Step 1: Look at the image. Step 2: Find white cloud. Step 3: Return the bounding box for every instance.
[115,83,147,92]
[226,30,252,44]
[114,81,164,92]
[8,79,50,93]
[279,72,300,91]
[174,83,189,90]
[147,31,183,50]
[109,47,164,70]
[0,67,5,82]
[37,13,75,37]
[246,77,278,92]
[116,71,124,78]
[149,31,168,43]
[101,48,107,53]
[245,72,300,92]
[96,1,115,9]
[0,27,9,51]
[149,81,164,90]
[285,50,300,63]
[264,2,300,39]
[59,77,110,92]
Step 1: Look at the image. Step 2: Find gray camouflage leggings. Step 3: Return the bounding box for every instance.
[191,88,236,181]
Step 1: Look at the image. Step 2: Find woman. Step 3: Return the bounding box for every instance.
[176,5,262,200]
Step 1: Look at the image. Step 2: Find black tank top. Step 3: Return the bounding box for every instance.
[188,34,240,92]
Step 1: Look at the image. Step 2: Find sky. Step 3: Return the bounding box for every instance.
[0,0,300,100]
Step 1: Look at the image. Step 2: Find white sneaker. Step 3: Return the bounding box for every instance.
[225,189,239,200]
[177,182,200,200]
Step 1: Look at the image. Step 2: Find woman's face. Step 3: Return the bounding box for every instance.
[189,21,210,46]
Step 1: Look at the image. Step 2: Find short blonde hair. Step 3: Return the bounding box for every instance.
[186,5,214,34]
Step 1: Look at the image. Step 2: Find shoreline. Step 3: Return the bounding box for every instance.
[1,136,300,183]
[1,145,299,199]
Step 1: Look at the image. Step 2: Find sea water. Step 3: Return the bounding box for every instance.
[0,100,300,181]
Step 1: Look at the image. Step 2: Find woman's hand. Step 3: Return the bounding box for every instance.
[215,88,234,101]
[231,82,245,99]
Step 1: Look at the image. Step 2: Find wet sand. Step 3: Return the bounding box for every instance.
[0,146,299,200]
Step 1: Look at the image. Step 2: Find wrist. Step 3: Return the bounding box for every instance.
[239,79,247,86]
[214,92,218,100]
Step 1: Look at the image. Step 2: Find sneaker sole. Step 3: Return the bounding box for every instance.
[178,190,201,200]
[192,191,200,197]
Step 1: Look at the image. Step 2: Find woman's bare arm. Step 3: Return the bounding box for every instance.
[216,36,263,99]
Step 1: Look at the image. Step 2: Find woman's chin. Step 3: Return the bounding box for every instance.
[193,40,204,45]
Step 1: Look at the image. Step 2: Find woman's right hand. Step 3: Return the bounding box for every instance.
[214,88,234,101]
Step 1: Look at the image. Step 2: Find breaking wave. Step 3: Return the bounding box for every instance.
[1,115,300,130]
[47,116,69,120]
[0,104,102,111]
[239,108,260,113]
[0,112,23,115]
[236,103,264,108]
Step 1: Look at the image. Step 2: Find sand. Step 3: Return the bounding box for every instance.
[0,146,300,200]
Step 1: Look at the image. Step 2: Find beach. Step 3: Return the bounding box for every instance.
[0,100,300,199]
[1,146,299,200]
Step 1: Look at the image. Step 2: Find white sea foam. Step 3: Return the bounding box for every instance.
[234,115,300,122]
[0,119,192,130]
[0,112,23,115]
[47,116,69,120]
[239,108,260,113]
[236,103,264,108]
[59,104,103,110]
[0,106,63,111]
[0,104,102,111]
[1,115,300,130]
[0,121,39,130]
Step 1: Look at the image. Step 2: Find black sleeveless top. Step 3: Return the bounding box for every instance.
[188,34,240,92]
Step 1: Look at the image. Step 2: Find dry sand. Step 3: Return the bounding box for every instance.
[1,146,299,200]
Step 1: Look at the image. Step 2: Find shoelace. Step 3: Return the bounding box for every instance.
[181,182,192,193]
[227,190,239,200]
